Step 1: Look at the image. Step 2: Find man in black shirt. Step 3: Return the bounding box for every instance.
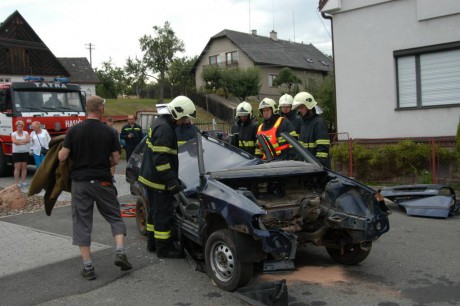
[120,115,143,161]
[58,95,132,280]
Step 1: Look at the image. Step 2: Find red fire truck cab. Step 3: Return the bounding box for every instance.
[0,76,87,176]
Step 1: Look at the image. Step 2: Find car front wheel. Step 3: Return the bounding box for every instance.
[205,229,253,291]
[326,242,372,265]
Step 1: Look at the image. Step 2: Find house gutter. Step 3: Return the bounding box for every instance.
[320,10,338,134]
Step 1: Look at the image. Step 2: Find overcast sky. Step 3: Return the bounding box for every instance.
[1,0,331,69]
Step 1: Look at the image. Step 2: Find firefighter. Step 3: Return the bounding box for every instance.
[279,94,302,138]
[120,115,143,161]
[255,98,296,160]
[138,96,196,258]
[231,101,259,155]
[175,118,199,146]
[292,92,331,168]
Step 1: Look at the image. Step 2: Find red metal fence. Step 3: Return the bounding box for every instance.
[330,133,459,186]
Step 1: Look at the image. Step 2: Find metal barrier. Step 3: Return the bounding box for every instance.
[330,134,458,186]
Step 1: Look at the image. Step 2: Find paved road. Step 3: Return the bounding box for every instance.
[1,161,460,305]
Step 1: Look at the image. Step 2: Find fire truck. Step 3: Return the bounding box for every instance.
[0,76,87,176]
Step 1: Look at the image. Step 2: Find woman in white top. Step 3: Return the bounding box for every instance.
[29,121,51,169]
[11,120,30,188]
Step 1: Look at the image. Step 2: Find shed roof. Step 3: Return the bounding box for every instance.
[58,57,99,83]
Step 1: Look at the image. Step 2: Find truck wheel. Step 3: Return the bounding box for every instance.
[0,148,12,177]
[326,242,372,265]
[136,195,148,236]
[205,229,253,291]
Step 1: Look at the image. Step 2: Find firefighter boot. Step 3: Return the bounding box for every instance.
[156,239,184,259]
[146,232,156,252]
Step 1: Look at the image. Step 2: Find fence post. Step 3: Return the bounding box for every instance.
[431,139,437,184]
[348,138,353,178]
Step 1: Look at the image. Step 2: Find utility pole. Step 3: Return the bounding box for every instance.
[85,43,95,68]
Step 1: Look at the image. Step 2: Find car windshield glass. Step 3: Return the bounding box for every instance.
[179,135,260,189]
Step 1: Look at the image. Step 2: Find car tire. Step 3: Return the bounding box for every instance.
[326,242,372,265]
[136,195,148,236]
[205,229,253,291]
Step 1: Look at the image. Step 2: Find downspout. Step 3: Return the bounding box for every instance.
[321,11,338,135]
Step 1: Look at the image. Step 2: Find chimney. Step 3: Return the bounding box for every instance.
[270,30,277,41]
[252,29,257,35]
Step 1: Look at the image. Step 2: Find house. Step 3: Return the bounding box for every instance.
[192,29,333,99]
[0,11,98,95]
[320,0,460,139]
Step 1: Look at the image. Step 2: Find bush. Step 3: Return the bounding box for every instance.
[330,140,455,182]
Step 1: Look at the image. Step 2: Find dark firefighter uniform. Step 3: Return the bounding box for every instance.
[281,110,303,139]
[120,122,143,161]
[298,112,331,168]
[255,114,296,160]
[231,117,259,155]
[175,123,199,146]
[138,115,182,256]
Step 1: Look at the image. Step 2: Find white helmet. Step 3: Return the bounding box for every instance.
[167,96,196,120]
[236,101,252,117]
[292,92,317,110]
[258,98,277,114]
[278,94,294,107]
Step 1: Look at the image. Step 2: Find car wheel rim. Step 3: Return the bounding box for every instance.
[211,242,234,282]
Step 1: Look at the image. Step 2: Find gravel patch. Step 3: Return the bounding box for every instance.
[0,192,70,218]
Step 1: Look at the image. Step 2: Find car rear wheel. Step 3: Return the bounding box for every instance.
[136,196,148,236]
[205,229,253,291]
[326,242,372,265]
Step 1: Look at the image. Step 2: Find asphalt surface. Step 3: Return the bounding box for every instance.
[1,161,460,305]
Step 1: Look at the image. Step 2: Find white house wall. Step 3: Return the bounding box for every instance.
[326,0,460,138]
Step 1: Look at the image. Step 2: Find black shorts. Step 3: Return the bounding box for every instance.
[13,152,29,163]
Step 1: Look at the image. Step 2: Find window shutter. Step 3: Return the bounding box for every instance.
[397,56,417,107]
[420,49,460,106]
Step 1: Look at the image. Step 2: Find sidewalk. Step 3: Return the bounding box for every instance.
[0,161,136,278]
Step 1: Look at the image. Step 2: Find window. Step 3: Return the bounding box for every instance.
[226,51,238,65]
[268,74,277,87]
[395,43,460,108]
[0,78,11,82]
[209,54,222,66]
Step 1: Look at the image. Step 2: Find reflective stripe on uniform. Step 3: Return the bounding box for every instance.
[146,139,177,155]
[178,141,187,146]
[156,163,171,172]
[317,152,329,158]
[147,223,155,232]
[154,229,171,240]
[316,139,331,145]
[239,140,255,147]
[138,176,166,190]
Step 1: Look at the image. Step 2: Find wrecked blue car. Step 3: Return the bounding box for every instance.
[126,132,390,291]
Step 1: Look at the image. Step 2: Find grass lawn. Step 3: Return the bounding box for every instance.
[104,98,222,123]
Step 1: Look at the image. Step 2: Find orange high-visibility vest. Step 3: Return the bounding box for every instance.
[257,117,289,159]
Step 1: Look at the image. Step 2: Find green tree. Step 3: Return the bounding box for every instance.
[314,72,335,132]
[95,59,125,98]
[124,56,147,97]
[220,67,261,101]
[168,56,197,96]
[139,21,185,103]
[272,67,302,94]
[201,65,222,91]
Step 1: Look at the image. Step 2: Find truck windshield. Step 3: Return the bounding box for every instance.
[13,90,85,112]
